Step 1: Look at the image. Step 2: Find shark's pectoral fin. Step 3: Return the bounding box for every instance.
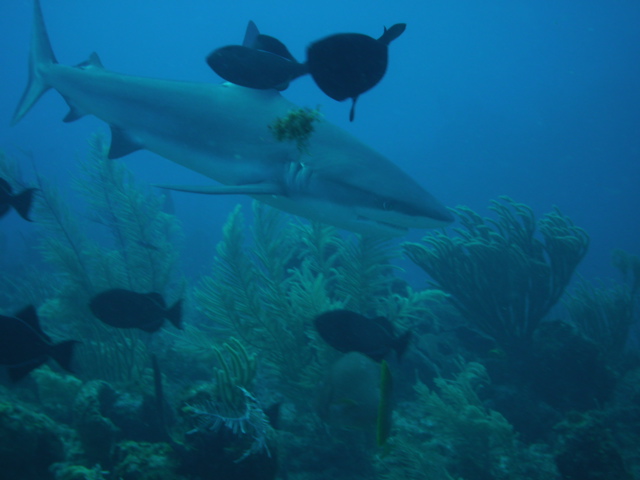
[154,183,284,196]
[62,104,86,122]
[108,127,142,159]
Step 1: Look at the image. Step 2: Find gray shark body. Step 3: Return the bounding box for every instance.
[13,0,452,236]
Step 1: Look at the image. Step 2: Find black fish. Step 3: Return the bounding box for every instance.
[206,21,307,91]
[314,309,411,362]
[307,23,406,121]
[205,22,406,121]
[89,288,182,333]
[0,177,36,221]
[0,305,78,382]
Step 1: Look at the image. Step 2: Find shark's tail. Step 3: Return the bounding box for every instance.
[11,0,57,125]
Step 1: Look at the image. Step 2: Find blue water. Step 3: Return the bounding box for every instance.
[1,0,639,281]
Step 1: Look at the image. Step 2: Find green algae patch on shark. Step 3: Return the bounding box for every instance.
[268,106,322,154]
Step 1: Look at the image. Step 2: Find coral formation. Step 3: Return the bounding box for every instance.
[404,197,589,356]
[73,381,119,466]
[377,362,560,480]
[31,135,182,386]
[112,441,185,480]
[565,248,639,363]
[193,202,406,398]
[2,144,640,479]
[317,352,382,437]
[183,338,273,462]
[555,412,633,480]
[0,400,66,480]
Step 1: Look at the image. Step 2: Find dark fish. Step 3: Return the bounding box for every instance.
[206,21,307,91]
[205,22,406,121]
[314,309,411,362]
[0,177,36,221]
[307,23,406,121]
[264,402,283,430]
[89,288,182,333]
[0,305,78,382]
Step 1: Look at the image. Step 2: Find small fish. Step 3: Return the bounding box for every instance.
[0,177,36,221]
[314,309,411,362]
[89,288,182,333]
[206,22,406,121]
[0,305,78,382]
[307,23,407,121]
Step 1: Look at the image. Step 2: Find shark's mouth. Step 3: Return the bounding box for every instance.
[355,214,409,235]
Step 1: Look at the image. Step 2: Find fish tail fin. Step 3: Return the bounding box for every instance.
[11,188,37,221]
[165,299,183,330]
[394,330,412,360]
[11,0,57,125]
[8,358,47,382]
[49,340,78,373]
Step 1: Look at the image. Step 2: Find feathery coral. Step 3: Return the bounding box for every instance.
[404,197,589,354]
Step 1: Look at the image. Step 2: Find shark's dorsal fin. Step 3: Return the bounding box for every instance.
[76,52,104,70]
[155,183,284,196]
[108,127,142,159]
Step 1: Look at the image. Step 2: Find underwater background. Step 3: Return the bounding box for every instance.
[0,1,639,479]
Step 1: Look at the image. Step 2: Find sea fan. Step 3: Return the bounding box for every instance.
[187,387,272,463]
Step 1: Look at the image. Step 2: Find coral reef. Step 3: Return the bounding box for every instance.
[112,441,185,480]
[377,362,560,480]
[565,248,639,364]
[73,381,119,466]
[404,197,589,356]
[555,412,633,480]
[31,135,182,386]
[31,366,83,423]
[317,352,382,438]
[183,338,273,463]
[51,464,109,480]
[0,400,66,480]
[3,143,640,479]
[193,202,407,398]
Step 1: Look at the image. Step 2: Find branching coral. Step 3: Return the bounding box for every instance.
[377,362,560,480]
[187,387,272,463]
[28,136,182,385]
[75,135,181,292]
[194,203,335,395]
[565,249,639,363]
[404,197,589,355]
[211,338,258,409]
[193,201,412,398]
[181,338,271,462]
[0,400,66,480]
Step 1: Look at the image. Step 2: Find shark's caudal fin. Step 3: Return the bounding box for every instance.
[12,0,57,125]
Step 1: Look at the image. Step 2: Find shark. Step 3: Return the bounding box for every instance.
[12,0,453,236]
